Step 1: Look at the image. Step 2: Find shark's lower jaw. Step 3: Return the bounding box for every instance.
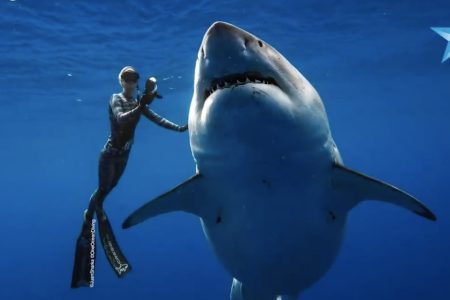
[203,71,278,101]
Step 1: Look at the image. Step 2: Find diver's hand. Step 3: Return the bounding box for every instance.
[178,124,188,132]
[139,94,154,106]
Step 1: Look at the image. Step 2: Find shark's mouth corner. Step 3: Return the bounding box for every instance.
[203,72,279,101]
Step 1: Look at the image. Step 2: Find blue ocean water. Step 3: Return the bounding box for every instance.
[1,0,449,299]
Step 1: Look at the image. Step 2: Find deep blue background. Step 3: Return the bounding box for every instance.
[1,0,449,299]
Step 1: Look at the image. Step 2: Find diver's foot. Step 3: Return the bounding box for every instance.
[81,209,94,236]
[96,207,132,278]
[76,279,90,288]
[71,211,97,289]
[84,208,96,223]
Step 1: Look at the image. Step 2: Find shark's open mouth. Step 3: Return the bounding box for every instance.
[204,72,278,101]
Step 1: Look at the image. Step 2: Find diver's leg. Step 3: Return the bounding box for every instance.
[95,149,133,278]
[85,148,117,221]
[109,150,130,191]
[71,147,116,288]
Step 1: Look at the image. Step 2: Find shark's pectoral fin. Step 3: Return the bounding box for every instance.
[122,173,208,229]
[331,163,437,221]
[230,278,282,300]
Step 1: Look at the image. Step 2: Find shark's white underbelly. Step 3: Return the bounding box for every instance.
[198,162,347,295]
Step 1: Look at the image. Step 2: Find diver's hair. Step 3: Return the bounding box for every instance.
[118,66,136,86]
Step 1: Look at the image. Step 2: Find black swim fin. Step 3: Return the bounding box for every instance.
[96,207,132,278]
[70,219,97,288]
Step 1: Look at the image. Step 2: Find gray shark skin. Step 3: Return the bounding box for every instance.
[122,21,436,300]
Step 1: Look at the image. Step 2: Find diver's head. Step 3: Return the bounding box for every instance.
[119,66,139,93]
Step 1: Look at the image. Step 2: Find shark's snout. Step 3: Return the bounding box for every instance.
[206,21,240,36]
[201,21,250,58]
[197,22,279,103]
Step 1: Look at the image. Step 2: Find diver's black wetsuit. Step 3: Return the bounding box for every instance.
[86,92,184,218]
[71,91,186,288]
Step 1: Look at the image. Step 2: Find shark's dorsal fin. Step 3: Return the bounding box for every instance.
[331,163,436,221]
[122,173,210,229]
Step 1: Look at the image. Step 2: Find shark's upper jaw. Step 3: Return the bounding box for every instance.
[203,71,279,101]
[196,21,284,103]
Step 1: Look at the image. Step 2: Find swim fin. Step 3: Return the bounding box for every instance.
[70,218,97,288]
[96,207,132,278]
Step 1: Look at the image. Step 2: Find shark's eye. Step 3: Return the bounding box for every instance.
[258,40,263,47]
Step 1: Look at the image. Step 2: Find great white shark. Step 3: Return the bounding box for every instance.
[122,21,437,300]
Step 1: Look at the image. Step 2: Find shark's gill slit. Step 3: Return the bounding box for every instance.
[328,211,336,221]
